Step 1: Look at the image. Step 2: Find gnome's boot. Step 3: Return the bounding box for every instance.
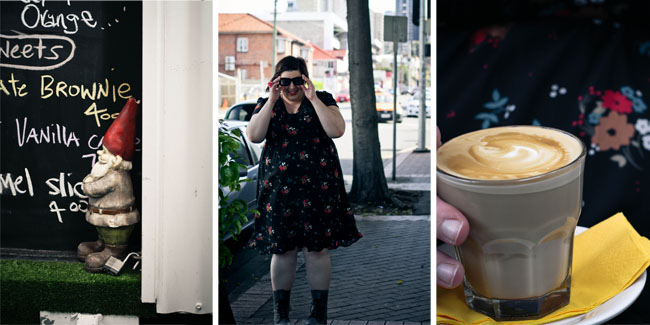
[305,290,328,325]
[85,244,128,273]
[273,290,291,325]
[77,236,104,262]
[84,225,134,273]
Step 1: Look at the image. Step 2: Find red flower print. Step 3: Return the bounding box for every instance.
[321,182,329,190]
[266,203,272,212]
[284,125,289,131]
[347,209,354,216]
[304,115,312,123]
[313,138,320,143]
[300,151,306,160]
[358,232,363,238]
[249,241,255,248]
[279,162,288,171]
[324,206,332,214]
[268,227,273,235]
[280,186,290,195]
[320,159,327,167]
[271,131,276,138]
[325,231,332,237]
[470,28,487,47]
[284,209,292,217]
[301,176,310,184]
[254,212,260,219]
[265,157,271,165]
[602,90,633,114]
[282,141,288,148]
[334,169,339,178]
[263,180,270,189]
[330,146,335,153]
[304,222,311,230]
[257,235,263,241]
[271,111,276,118]
[303,199,311,207]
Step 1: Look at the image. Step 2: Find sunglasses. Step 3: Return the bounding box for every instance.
[279,77,305,87]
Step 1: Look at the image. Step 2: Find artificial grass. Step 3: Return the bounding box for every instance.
[0,259,156,324]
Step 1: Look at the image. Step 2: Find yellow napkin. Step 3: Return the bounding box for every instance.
[437,213,650,325]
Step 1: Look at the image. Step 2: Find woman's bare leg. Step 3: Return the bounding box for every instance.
[271,248,298,290]
[302,247,331,290]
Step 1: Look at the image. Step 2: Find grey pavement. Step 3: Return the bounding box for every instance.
[230,218,431,324]
[343,149,431,193]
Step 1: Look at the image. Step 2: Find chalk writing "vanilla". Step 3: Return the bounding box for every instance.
[15,117,81,148]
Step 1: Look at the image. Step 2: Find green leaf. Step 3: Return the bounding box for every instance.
[474,113,499,123]
[484,97,508,109]
[492,89,501,101]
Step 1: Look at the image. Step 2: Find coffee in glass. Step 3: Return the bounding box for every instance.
[437,125,587,320]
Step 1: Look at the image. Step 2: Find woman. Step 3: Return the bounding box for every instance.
[247,56,362,325]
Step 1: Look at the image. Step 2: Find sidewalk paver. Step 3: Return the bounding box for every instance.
[232,218,431,324]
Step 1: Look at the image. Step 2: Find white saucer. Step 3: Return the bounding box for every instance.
[438,226,648,324]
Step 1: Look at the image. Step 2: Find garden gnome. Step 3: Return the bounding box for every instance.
[77,98,140,273]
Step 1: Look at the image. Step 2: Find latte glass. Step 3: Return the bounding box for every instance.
[437,126,586,320]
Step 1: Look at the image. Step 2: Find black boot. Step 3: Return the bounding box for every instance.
[273,290,291,325]
[305,290,328,325]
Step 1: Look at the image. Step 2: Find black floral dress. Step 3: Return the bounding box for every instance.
[248,91,362,255]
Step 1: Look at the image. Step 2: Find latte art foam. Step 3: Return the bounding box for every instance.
[437,126,583,180]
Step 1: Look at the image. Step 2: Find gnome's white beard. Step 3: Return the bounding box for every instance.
[90,160,112,179]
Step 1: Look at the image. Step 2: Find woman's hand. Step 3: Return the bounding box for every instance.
[269,76,282,103]
[436,126,470,289]
[300,74,316,101]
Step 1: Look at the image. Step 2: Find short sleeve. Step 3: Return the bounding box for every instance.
[316,91,338,108]
[253,97,268,115]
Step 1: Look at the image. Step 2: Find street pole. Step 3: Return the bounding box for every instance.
[272,0,277,67]
[415,0,428,152]
[392,26,398,181]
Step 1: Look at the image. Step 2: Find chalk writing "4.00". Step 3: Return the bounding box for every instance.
[1,168,88,224]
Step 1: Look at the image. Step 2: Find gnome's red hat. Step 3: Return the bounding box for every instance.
[103,98,139,162]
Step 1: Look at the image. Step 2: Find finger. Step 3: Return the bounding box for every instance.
[436,196,469,246]
[273,76,281,82]
[302,74,313,87]
[437,250,465,288]
[437,126,442,148]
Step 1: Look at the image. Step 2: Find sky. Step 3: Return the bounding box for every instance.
[217,0,396,15]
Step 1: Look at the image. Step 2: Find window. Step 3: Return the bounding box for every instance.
[237,37,248,52]
[287,0,296,11]
[233,138,252,167]
[277,38,285,53]
[327,61,335,69]
[301,48,309,59]
[240,69,248,80]
[225,56,235,71]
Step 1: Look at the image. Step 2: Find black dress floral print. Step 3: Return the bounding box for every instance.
[248,91,362,255]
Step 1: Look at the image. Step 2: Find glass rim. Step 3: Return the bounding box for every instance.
[436,125,587,186]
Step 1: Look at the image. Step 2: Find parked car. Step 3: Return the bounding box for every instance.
[223,100,258,122]
[375,91,403,123]
[336,91,350,103]
[405,91,432,118]
[218,120,263,243]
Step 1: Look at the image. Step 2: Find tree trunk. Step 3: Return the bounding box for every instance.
[346,0,392,205]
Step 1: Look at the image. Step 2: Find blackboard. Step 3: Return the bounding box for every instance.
[1,1,142,251]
